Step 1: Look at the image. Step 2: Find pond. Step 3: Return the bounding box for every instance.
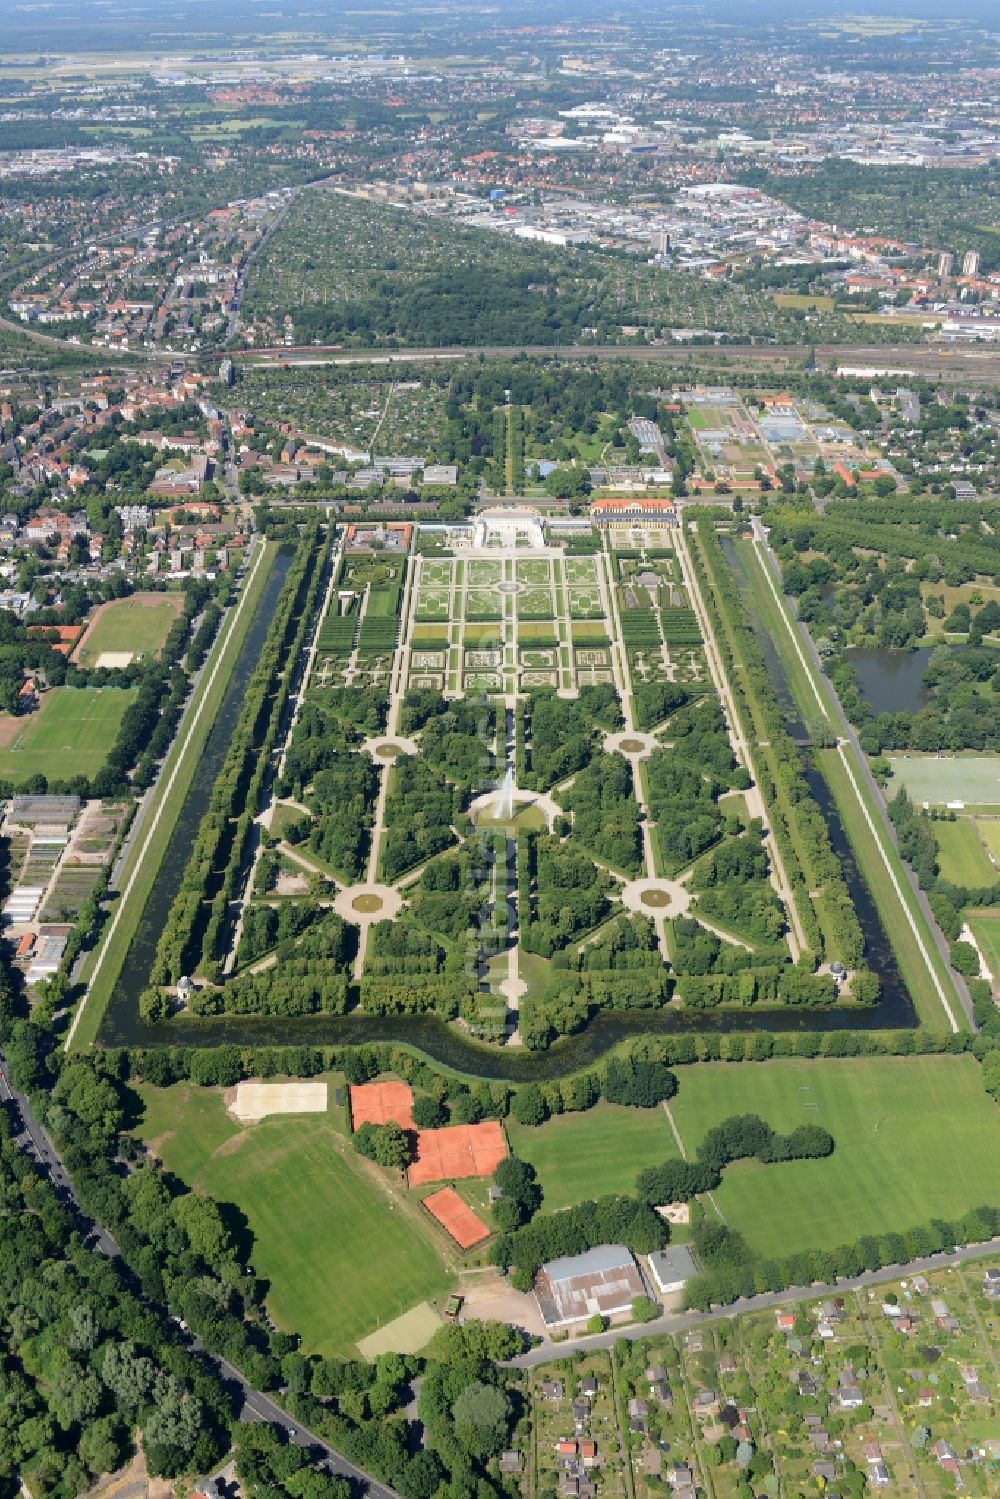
[846,646,934,715]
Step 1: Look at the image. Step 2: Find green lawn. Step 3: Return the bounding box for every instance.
[967,909,1000,986]
[134,1082,453,1357]
[670,1056,1000,1257]
[933,818,995,885]
[976,820,1000,860]
[76,593,182,665]
[0,686,135,781]
[506,1100,679,1212]
[888,754,1000,808]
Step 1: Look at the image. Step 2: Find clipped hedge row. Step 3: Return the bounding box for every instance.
[692,521,864,969]
[151,524,332,984]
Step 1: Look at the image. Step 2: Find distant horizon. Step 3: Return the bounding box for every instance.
[1,0,999,54]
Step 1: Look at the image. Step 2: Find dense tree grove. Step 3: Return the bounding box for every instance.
[278,694,382,882]
[152,525,333,984]
[644,698,743,875]
[516,686,621,791]
[520,916,671,1051]
[560,752,643,876]
[241,191,863,351]
[693,520,867,973]
[518,830,613,960]
[769,499,1000,753]
[0,1109,233,1491]
[381,757,459,882]
[399,692,495,792]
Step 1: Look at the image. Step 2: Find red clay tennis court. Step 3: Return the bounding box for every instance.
[349,1080,415,1132]
[408,1121,507,1186]
[423,1187,491,1249]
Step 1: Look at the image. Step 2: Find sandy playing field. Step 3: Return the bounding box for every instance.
[423,1186,490,1248]
[350,1079,415,1131]
[356,1300,442,1360]
[95,651,135,669]
[227,1080,328,1122]
[409,1120,507,1186]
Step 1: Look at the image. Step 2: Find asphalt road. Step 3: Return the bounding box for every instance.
[505,1237,1000,1369]
[0,1049,399,1498]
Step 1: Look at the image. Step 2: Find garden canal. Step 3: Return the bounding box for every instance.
[99,548,292,1048]
[100,537,915,1078]
[722,536,914,1033]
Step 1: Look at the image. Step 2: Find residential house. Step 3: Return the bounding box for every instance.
[626,1397,648,1434]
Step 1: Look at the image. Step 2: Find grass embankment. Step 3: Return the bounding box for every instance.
[67,542,277,1050]
[671,1056,1000,1257]
[134,1080,453,1357]
[732,537,965,1032]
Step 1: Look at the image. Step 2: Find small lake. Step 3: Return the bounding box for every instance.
[846,647,933,715]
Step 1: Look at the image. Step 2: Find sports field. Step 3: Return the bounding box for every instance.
[506,1100,679,1212]
[670,1057,1000,1258]
[933,818,995,885]
[0,686,135,781]
[135,1082,453,1356]
[976,819,1000,861]
[889,754,1000,808]
[967,910,1000,986]
[74,592,182,666]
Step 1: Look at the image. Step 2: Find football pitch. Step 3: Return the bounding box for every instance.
[135,1082,453,1356]
[933,818,995,885]
[506,1100,680,1212]
[0,686,135,781]
[670,1056,1000,1258]
[75,593,182,666]
[889,753,1000,808]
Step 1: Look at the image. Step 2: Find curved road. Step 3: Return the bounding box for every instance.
[0,1050,400,1498]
